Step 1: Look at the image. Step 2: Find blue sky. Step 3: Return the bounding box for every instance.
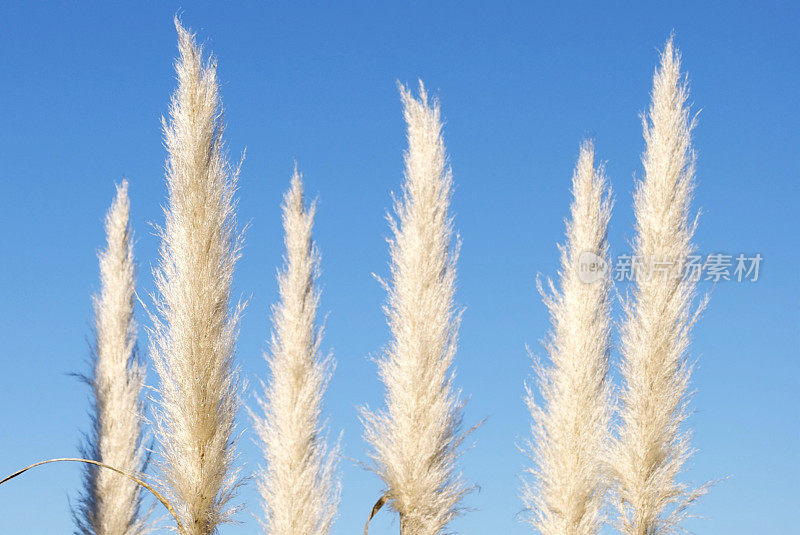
[1,2,798,533]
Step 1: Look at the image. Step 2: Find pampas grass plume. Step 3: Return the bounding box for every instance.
[76,180,148,535]
[362,82,469,535]
[522,141,612,535]
[253,169,340,535]
[150,20,242,535]
[610,38,707,535]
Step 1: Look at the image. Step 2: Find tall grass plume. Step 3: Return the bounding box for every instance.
[150,20,242,535]
[253,169,340,535]
[362,82,469,535]
[610,38,708,534]
[76,180,148,535]
[522,141,612,535]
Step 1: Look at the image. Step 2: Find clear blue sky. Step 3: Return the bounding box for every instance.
[1,2,798,533]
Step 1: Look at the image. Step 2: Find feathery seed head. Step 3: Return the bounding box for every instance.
[150,20,242,535]
[362,82,468,535]
[76,180,148,535]
[610,38,707,535]
[523,141,612,535]
[253,169,340,535]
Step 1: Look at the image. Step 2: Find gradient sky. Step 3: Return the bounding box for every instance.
[1,2,798,533]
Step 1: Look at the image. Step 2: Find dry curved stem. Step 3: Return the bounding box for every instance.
[363,492,390,535]
[0,458,184,534]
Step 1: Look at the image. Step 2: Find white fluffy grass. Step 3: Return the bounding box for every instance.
[523,141,612,535]
[253,170,340,535]
[150,20,242,535]
[610,38,707,534]
[361,82,468,535]
[76,180,148,535]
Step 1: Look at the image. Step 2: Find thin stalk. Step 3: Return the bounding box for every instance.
[1,458,184,534]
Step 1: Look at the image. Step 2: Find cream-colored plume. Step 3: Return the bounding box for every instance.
[77,180,148,535]
[361,82,468,535]
[610,38,707,534]
[523,141,612,535]
[150,20,242,535]
[253,170,339,535]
